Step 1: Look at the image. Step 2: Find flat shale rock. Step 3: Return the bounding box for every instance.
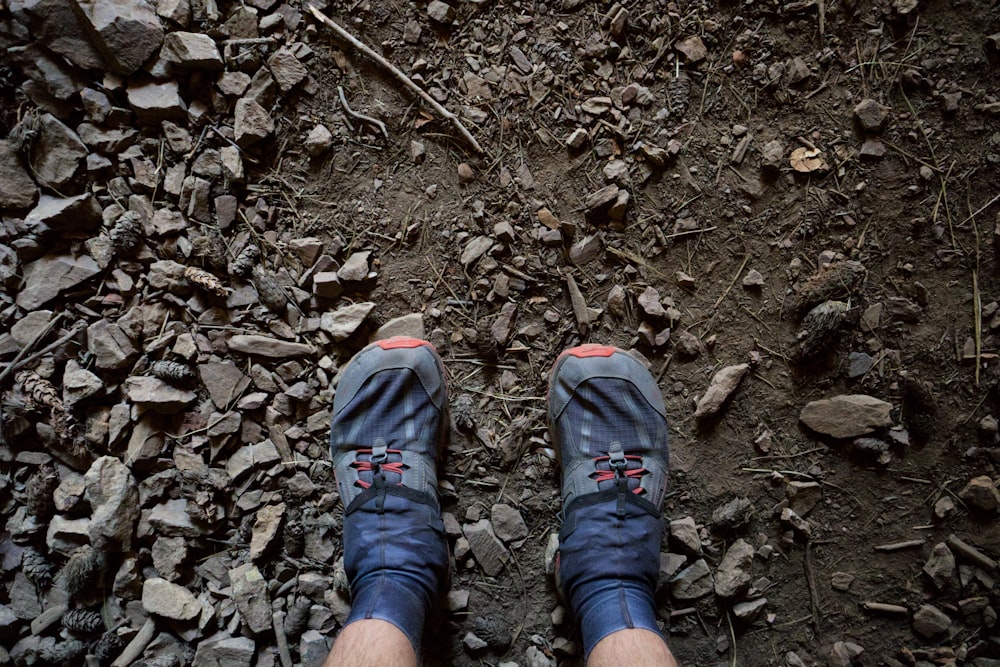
[250,503,285,560]
[373,313,425,342]
[491,503,528,543]
[959,476,1000,513]
[198,361,251,410]
[142,577,200,620]
[267,47,308,91]
[124,376,197,413]
[192,634,255,667]
[714,538,754,598]
[694,363,749,419]
[227,441,282,482]
[30,114,87,189]
[923,542,955,590]
[800,395,892,438]
[228,335,314,358]
[162,31,223,70]
[320,302,375,341]
[671,558,714,600]
[80,0,164,74]
[84,456,139,551]
[88,319,139,370]
[234,98,274,147]
[230,563,271,634]
[149,498,208,537]
[912,603,951,638]
[16,253,100,310]
[128,80,186,124]
[669,516,702,555]
[463,519,511,577]
[0,140,38,209]
[25,192,101,232]
[10,0,106,70]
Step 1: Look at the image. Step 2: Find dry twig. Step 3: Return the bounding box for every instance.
[337,85,389,141]
[307,5,484,154]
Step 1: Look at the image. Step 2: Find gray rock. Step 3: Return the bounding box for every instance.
[267,48,308,92]
[464,632,488,651]
[786,481,822,516]
[312,271,342,299]
[226,440,282,483]
[714,538,754,598]
[128,81,186,123]
[7,43,86,102]
[338,251,371,282]
[461,236,494,267]
[162,31,223,70]
[88,319,139,370]
[0,140,38,209]
[831,572,854,591]
[77,122,138,153]
[847,352,874,378]
[854,98,890,132]
[193,634,255,667]
[78,0,164,74]
[198,361,251,410]
[669,516,702,555]
[305,124,333,157]
[250,503,285,560]
[228,334,315,358]
[16,253,100,310]
[828,641,864,667]
[156,0,192,26]
[320,302,376,341]
[695,364,750,419]
[152,536,188,581]
[25,192,101,232]
[675,34,708,63]
[142,577,200,620]
[923,542,955,591]
[11,310,53,347]
[300,630,330,667]
[10,0,106,70]
[84,456,139,551]
[149,498,208,537]
[29,114,87,189]
[799,395,892,439]
[151,209,187,235]
[525,646,556,667]
[959,475,1000,512]
[124,376,197,413]
[234,98,273,147]
[230,563,271,634]
[912,604,951,638]
[373,313,425,342]
[62,360,102,405]
[671,558,714,600]
[428,0,456,22]
[9,573,41,619]
[733,597,767,620]
[491,503,528,543]
[491,302,518,346]
[463,519,510,577]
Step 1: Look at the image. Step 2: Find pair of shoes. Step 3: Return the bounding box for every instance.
[330,337,669,657]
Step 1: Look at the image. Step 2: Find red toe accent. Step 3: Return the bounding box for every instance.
[376,336,432,350]
[560,344,618,359]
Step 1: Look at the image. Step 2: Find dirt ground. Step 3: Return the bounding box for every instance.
[4,0,1000,665]
[284,0,1000,664]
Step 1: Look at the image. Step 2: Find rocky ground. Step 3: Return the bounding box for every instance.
[2,0,1000,665]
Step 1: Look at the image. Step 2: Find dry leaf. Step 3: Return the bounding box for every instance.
[790,147,829,173]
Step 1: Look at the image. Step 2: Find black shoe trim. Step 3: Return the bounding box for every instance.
[563,487,661,521]
[345,483,440,516]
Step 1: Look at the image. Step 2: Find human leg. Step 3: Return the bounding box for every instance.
[588,629,679,667]
[548,344,678,665]
[324,337,450,664]
[323,620,418,667]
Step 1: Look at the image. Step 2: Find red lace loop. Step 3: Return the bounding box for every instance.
[591,454,648,495]
[351,447,406,489]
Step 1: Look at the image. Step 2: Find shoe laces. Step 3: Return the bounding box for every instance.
[350,439,407,489]
[591,441,648,495]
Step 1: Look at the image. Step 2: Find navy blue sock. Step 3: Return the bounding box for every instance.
[342,485,448,654]
[558,489,665,657]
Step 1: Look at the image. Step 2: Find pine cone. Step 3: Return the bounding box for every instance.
[452,394,476,431]
[38,639,87,666]
[191,228,227,270]
[24,464,58,520]
[251,265,287,313]
[15,370,63,412]
[60,545,104,599]
[283,519,305,558]
[284,597,311,638]
[150,360,196,387]
[183,266,228,297]
[90,629,127,663]
[228,243,260,278]
[787,261,866,318]
[794,300,849,362]
[63,608,104,634]
[22,547,54,589]
[110,211,143,257]
[667,73,691,117]
[471,615,512,650]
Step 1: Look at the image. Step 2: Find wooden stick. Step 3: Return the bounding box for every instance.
[307,4,484,155]
[873,539,924,552]
[947,533,997,571]
[862,601,908,615]
[338,85,389,140]
[111,618,156,667]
